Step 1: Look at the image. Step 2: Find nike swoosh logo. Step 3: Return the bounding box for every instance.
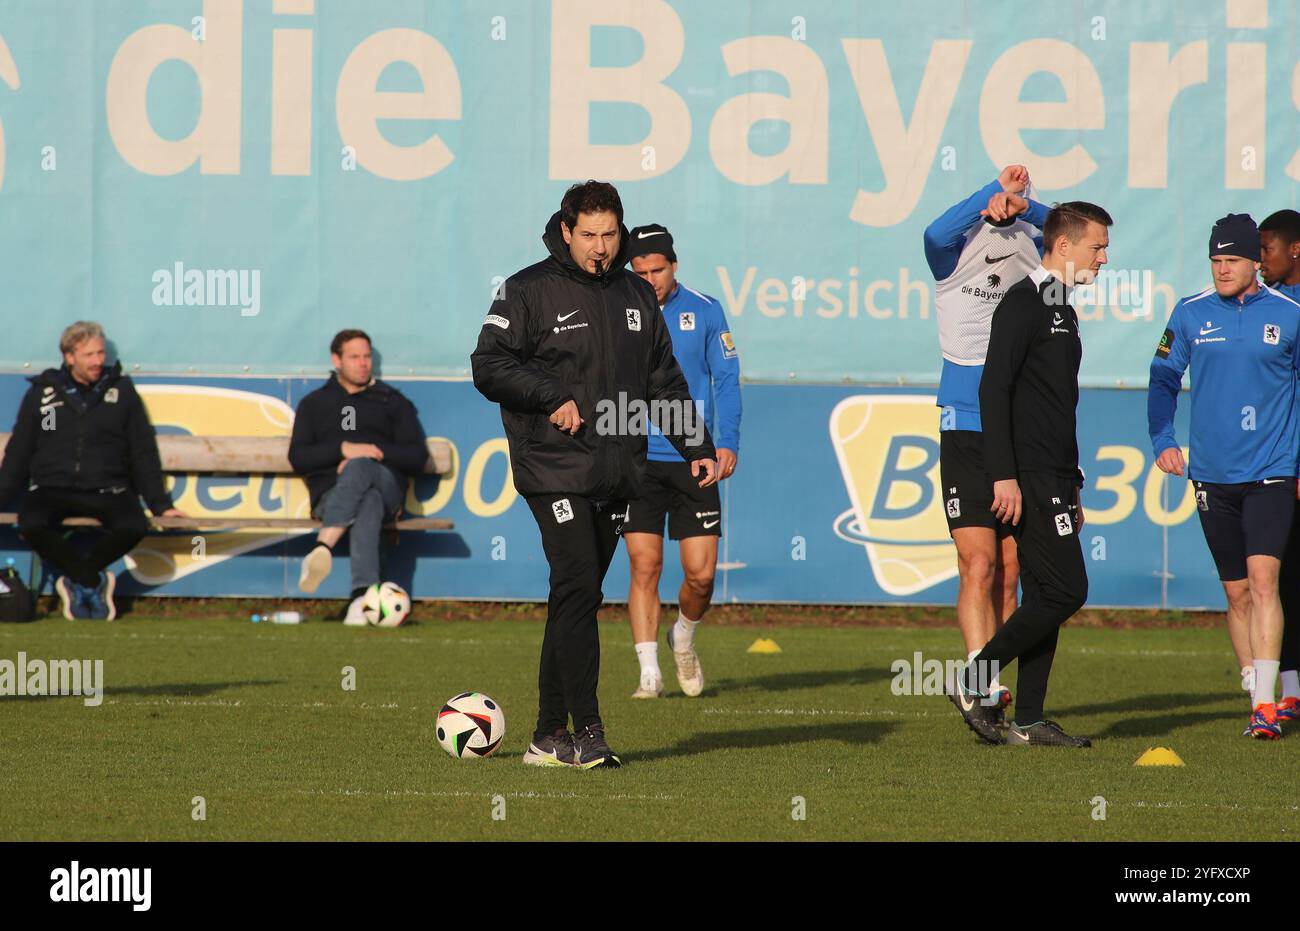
[702,519,719,528]
[557,310,582,322]
[1264,479,1286,485]
[637,231,664,239]
[1216,241,1234,249]
[1199,327,1221,335]
[985,252,1014,264]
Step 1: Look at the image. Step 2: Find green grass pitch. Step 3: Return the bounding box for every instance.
[1,611,1297,841]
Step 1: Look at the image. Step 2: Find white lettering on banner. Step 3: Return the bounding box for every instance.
[1128,41,1208,188]
[106,0,244,175]
[0,34,18,193]
[842,39,971,227]
[717,266,1174,325]
[709,37,828,185]
[979,39,1105,190]
[336,28,462,180]
[87,6,1300,202]
[549,0,689,180]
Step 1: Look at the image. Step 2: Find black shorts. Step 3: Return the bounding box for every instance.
[940,430,1012,538]
[624,460,722,540]
[1195,478,1296,581]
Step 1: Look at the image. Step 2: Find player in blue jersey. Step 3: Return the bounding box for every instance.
[1259,210,1300,724]
[923,165,1049,721]
[621,224,742,698]
[1148,214,1300,739]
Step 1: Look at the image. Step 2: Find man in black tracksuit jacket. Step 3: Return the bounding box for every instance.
[0,322,182,620]
[949,201,1112,749]
[289,330,429,618]
[472,181,718,768]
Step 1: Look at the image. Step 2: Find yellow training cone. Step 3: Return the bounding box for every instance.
[747,638,782,654]
[1134,747,1185,766]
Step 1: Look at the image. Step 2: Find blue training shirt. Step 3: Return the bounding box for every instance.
[1148,284,1300,483]
[646,283,742,462]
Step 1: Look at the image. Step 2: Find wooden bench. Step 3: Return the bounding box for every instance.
[0,434,455,532]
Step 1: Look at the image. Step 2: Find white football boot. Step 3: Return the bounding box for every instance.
[631,668,665,699]
[667,627,704,697]
[342,595,368,626]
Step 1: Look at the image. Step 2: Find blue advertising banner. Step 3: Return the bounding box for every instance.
[0,1,1296,384]
[0,373,1222,609]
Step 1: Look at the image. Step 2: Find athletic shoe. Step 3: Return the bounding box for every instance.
[631,670,664,699]
[77,572,116,621]
[55,576,84,621]
[944,665,1004,745]
[298,544,332,594]
[572,723,622,769]
[1276,696,1300,722]
[1247,703,1282,740]
[666,626,704,697]
[1006,720,1092,748]
[522,729,578,767]
[342,596,368,627]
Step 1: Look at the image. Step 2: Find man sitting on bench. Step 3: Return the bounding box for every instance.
[289,329,429,623]
[0,321,186,620]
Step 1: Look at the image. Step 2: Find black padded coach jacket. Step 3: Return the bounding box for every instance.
[471,211,714,500]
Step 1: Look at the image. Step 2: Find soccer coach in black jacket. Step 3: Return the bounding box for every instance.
[947,201,1112,749]
[472,181,718,768]
[0,321,185,620]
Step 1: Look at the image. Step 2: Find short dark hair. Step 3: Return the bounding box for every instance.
[1043,201,1113,253]
[1261,209,1300,245]
[330,329,371,356]
[560,180,624,230]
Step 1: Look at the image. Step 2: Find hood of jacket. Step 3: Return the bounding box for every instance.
[542,211,631,287]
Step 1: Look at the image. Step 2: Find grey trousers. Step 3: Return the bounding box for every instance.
[315,458,405,591]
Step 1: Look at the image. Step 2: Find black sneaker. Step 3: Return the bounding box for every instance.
[945,666,1005,745]
[573,723,622,769]
[522,728,577,767]
[1006,720,1092,748]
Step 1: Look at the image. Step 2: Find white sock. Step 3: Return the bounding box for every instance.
[672,612,699,650]
[1242,666,1256,707]
[1282,670,1300,701]
[1254,659,1280,707]
[634,641,660,678]
[967,649,1001,693]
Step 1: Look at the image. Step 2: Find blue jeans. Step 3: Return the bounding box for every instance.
[315,458,406,591]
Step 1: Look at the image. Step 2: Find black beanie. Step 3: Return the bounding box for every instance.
[1209,213,1260,262]
[626,224,677,263]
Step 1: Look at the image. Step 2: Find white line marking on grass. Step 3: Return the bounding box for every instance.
[295,788,677,802]
[700,707,922,718]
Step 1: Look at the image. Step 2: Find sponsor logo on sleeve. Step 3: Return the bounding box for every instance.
[484,314,509,329]
[719,331,738,359]
[1155,327,1173,358]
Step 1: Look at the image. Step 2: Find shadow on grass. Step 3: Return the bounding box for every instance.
[634,720,895,762]
[1,679,283,701]
[1052,691,1228,717]
[709,666,896,695]
[1093,708,1243,740]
